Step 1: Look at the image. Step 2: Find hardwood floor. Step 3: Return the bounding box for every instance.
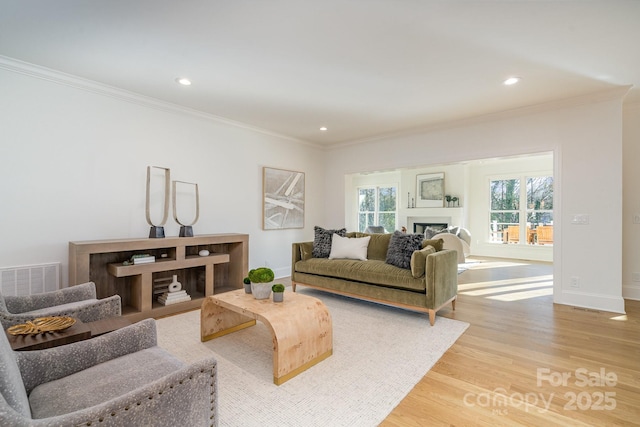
[379,258,640,427]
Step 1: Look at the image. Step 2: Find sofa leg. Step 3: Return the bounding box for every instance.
[429,309,435,326]
[452,297,456,311]
[292,283,297,292]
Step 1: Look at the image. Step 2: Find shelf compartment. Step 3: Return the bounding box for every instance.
[108,253,230,277]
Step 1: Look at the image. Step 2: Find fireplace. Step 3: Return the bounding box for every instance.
[413,222,448,234]
[407,216,452,235]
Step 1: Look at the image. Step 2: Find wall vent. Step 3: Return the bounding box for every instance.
[0,263,60,296]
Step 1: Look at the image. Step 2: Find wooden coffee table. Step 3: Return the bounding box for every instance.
[201,289,333,385]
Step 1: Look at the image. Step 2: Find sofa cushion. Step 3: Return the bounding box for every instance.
[295,258,426,292]
[329,234,370,261]
[29,346,184,419]
[424,226,441,239]
[313,226,347,258]
[354,232,392,261]
[386,231,424,269]
[410,245,436,278]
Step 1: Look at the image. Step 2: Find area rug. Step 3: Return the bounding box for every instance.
[155,288,469,427]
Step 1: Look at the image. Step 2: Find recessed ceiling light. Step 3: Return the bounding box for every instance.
[503,77,521,86]
[319,127,328,131]
[176,77,192,86]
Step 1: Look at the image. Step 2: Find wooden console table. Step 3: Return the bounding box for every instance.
[69,234,249,322]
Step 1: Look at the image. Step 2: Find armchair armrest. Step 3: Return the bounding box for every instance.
[33,357,218,427]
[17,318,157,393]
[1,295,121,328]
[4,282,97,314]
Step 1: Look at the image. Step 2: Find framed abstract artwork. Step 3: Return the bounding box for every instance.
[416,172,444,208]
[263,167,305,230]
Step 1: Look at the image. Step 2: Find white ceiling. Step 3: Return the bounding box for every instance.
[1,1,639,146]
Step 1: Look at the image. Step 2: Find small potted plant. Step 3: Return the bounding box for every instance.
[243,276,252,294]
[272,283,285,302]
[248,267,275,300]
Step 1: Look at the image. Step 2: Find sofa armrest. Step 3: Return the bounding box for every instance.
[292,242,303,278]
[26,357,218,427]
[425,249,458,309]
[4,282,97,314]
[17,318,157,393]
[291,241,314,275]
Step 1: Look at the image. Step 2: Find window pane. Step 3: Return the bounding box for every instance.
[490,179,520,210]
[378,187,396,212]
[527,177,553,210]
[527,212,553,225]
[358,188,375,211]
[378,213,395,233]
[491,212,519,224]
[490,212,520,243]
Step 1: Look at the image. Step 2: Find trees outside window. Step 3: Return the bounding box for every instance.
[358,186,397,232]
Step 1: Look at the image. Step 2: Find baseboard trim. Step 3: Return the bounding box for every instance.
[555,290,626,314]
[623,284,640,301]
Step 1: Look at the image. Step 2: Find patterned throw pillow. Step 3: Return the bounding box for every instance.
[313,226,347,258]
[386,230,424,269]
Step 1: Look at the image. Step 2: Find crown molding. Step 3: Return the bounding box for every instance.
[0,55,323,149]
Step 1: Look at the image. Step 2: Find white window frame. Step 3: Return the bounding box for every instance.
[488,174,553,245]
[357,185,397,232]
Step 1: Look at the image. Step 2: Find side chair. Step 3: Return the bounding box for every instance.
[0,282,121,329]
[0,318,218,426]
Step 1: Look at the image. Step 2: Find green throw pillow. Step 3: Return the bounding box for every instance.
[300,242,314,260]
[410,245,436,278]
[422,238,444,252]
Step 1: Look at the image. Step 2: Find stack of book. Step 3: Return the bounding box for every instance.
[157,290,191,305]
[132,254,155,264]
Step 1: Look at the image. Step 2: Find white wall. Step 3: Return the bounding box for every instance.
[0,65,325,282]
[325,89,628,313]
[622,102,640,300]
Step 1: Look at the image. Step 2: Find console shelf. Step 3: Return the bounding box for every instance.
[69,234,249,322]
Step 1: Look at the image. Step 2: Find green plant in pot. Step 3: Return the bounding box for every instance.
[248,267,274,300]
[243,276,252,294]
[272,283,285,302]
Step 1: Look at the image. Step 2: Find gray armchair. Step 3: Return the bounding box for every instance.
[0,318,218,426]
[0,282,121,329]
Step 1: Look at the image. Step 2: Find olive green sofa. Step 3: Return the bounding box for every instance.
[291,232,458,325]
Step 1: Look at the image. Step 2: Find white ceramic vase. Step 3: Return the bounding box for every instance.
[251,282,272,300]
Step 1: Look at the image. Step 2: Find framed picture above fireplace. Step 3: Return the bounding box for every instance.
[416,172,444,208]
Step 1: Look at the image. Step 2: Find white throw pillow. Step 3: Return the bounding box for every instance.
[329,234,371,261]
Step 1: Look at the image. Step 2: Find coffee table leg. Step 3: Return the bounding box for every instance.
[201,298,256,342]
[267,301,333,385]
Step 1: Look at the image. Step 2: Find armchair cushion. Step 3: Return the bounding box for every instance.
[29,347,184,419]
